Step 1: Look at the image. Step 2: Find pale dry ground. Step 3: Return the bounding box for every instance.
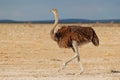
[0,23,120,80]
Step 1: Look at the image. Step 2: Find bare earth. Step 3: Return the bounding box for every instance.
[0,23,120,80]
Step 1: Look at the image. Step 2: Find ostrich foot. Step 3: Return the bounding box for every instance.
[58,63,66,72]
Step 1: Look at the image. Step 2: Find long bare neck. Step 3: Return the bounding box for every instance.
[50,11,59,41]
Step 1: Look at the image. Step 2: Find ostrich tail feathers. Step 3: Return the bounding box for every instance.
[92,31,99,46]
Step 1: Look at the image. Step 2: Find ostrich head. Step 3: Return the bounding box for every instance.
[50,8,58,16]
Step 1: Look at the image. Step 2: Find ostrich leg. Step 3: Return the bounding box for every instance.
[72,41,84,74]
[58,41,84,74]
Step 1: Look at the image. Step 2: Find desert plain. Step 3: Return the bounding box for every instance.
[0,23,120,80]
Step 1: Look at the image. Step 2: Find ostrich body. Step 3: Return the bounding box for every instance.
[50,8,99,74]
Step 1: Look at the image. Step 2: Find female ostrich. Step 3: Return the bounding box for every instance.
[50,8,99,74]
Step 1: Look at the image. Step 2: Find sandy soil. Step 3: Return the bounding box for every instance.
[0,23,120,80]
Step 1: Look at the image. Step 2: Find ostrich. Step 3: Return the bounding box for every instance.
[50,8,99,74]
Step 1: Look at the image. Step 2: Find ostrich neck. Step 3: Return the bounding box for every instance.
[50,13,59,41]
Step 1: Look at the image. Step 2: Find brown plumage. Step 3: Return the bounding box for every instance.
[55,26,99,48]
[50,8,99,74]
